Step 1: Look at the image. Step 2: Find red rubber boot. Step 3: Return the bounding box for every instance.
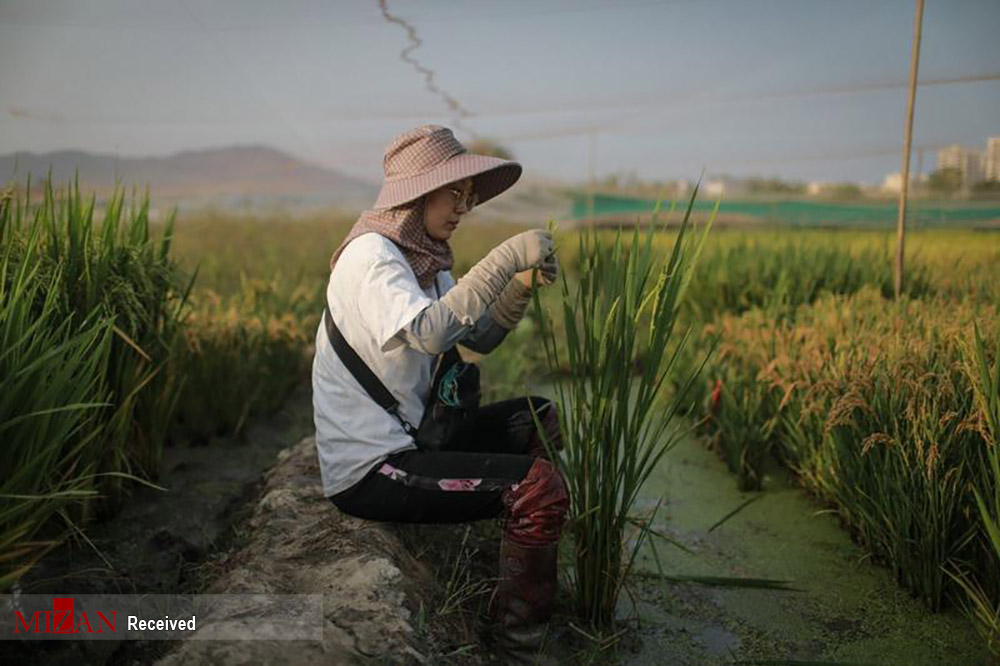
[491,458,568,664]
[492,536,560,663]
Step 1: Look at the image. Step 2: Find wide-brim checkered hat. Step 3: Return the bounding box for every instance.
[372,124,522,210]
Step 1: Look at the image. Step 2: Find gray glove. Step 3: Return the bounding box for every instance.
[537,253,559,285]
[403,279,528,356]
[440,230,553,326]
[489,278,532,330]
[488,253,558,329]
[495,229,555,273]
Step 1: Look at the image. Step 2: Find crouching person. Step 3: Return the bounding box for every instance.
[312,125,568,661]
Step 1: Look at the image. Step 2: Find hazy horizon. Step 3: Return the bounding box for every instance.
[2,0,998,187]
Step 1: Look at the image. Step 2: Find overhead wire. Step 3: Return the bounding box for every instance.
[377,0,480,141]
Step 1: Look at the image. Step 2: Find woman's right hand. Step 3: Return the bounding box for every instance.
[515,254,559,289]
[500,229,554,272]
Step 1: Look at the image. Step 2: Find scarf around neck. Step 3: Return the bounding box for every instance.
[329,196,453,290]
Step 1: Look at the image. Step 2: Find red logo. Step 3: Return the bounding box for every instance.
[13,597,117,634]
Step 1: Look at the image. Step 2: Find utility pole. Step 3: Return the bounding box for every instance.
[588,130,596,225]
[895,0,925,300]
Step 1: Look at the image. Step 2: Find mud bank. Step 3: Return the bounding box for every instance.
[153,435,434,665]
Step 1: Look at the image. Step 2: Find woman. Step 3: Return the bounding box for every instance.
[312,124,569,660]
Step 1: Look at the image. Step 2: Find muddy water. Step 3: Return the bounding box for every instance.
[619,432,993,665]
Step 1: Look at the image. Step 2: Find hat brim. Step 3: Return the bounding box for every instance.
[373,153,522,211]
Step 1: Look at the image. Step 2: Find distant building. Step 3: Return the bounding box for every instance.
[985,136,1000,182]
[937,144,984,188]
[806,181,827,195]
[702,177,748,197]
[808,180,873,196]
[703,180,725,197]
[880,172,927,194]
[881,173,902,194]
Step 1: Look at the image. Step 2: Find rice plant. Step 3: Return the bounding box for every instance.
[947,322,1000,656]
[0,220,113,589]
[558,229,999,321]
[681,236,934,322]
[702,343,780,491]
[170,277,315,441]
[532,190,714,631]
[3,178,188,509]
[1,176,185,587]
[689,288,999,612]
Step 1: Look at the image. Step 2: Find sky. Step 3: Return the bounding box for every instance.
[1,0,998,186]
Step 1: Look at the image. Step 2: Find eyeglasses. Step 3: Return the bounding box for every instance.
[445,186,478,212]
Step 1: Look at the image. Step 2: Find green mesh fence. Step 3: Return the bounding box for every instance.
[569,192,1000,228]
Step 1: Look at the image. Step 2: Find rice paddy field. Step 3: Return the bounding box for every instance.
[3,180,999,663]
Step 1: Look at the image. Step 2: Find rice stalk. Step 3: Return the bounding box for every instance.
[531,184,714,631]
[945,322,1000,656]
[0,226,113,590]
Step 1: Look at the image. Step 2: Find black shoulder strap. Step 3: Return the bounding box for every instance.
[323,302,417,436]
[323,274,465,435]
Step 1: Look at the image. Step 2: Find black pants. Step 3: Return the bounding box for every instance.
[330,397,552,523]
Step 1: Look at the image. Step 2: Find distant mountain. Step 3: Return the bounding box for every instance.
[0,145,379,212]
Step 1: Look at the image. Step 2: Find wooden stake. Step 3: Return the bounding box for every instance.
[895,0,925,299]
[588,130,596,225]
